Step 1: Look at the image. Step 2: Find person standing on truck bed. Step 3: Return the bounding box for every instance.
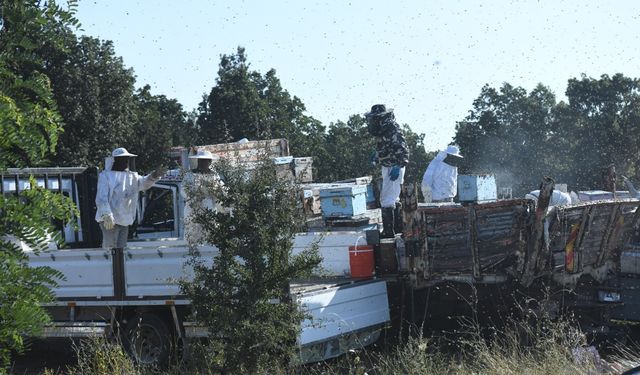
[95,147,166,248]
[365,104,410,238]
[421,145,463,203]
[181,149,224,247]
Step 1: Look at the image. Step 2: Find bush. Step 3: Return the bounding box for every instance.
[181,156,321,374]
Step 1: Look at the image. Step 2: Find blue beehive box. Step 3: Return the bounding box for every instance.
[320,185,368,218]
[457,174,497,202]
[366,183,376,205]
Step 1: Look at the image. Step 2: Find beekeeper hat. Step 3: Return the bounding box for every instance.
[364,104,393,118]
[112,147,137,158]
[445,145,463,158]
[189,150,215,160]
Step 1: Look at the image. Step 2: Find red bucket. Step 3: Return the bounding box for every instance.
[348,245,375,279]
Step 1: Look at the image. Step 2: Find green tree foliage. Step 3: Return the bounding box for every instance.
[0,181,78,368]
[197,47,264,142]
[455,75,640,195]
[44,35,137,167]
[0,0,79,369]
[40,31,188,171]
[402,124,434,184]
[0,0,79,168]
[315,115,377,182]
[454,83,561,195]
[198,47,431,185]
[562,74,640,188]
[181,157,321,373]
[198,47,319,148]
[128,85,191,171]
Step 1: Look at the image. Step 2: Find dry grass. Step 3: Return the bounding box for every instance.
[50,316,640,375]
[301,316,638,375]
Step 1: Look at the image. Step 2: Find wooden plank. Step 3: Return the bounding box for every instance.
[469,207,480,279]
[572,205,593,273]
[520,177,554,286]
[596,203,621,267]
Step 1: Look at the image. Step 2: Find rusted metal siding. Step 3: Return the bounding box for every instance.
[400,183,533,287]
[401,183,640,289]
[418,200,531,277]
[547,200,640,284]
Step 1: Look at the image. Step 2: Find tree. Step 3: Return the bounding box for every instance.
[315,115,377,182]
[401,124,434,185]
[561,74,640,188]
[128,85,190,171]
[198,47,321,148]
[41,31,192,172]
[198,47,433,187]
[454,83,559,195]
[0,0,79,369]
[314,116,432,185]
[454,76,640,195]
[181,157,321,373]
[44,35,137,168]
[198,47,267,143]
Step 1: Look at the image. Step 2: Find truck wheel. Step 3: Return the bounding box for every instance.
[123,313,173,367]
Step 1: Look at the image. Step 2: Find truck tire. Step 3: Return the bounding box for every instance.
[123,313,173,368]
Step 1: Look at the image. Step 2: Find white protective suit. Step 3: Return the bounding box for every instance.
[525,190,572,206]
[421,150,458,202]
[95,170,158,226]
[380,165,406,208]
[181,172,224,246]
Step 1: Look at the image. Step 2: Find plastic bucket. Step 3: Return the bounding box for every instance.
[348,245,375,279]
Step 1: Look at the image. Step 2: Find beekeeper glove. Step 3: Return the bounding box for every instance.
[389,166,401,181]
[102,214,115,230]
[151,166,168,179]
[369,151,378,167]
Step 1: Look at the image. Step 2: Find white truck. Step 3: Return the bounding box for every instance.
[3,165,390,366]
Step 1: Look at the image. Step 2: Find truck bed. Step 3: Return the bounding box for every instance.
[400,195,640,289]
[29,232,368,301]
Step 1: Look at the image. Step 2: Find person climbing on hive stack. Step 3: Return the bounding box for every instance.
[365,104,410,238]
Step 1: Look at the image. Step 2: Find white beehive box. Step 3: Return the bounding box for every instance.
[457,174,497,202]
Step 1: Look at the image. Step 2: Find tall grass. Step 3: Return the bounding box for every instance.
[57,315,639,375]
[65,337,145,375]
[301,315,636,375]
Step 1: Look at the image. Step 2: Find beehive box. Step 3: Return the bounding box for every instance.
[457,174,497,202]
[274,156,295,181]
[319,185,367,218]
[578,190,631,201]
[294,157,313,182]
[335,176,376,206]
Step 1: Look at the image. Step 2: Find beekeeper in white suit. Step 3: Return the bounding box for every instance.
[95,147,166,249]
[421,145,463,203]
[181,149,224,246]
[524,188,576,206]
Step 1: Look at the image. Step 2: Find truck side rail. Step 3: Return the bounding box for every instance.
[1,167,100,248]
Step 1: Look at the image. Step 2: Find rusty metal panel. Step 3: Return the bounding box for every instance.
[474,202,530,272]
[548,200,640,275]
[417,200,533,277]
[422,206,473,274]
[402,178,640,289]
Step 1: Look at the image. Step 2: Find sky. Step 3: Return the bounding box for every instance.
[75,0,640,151]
